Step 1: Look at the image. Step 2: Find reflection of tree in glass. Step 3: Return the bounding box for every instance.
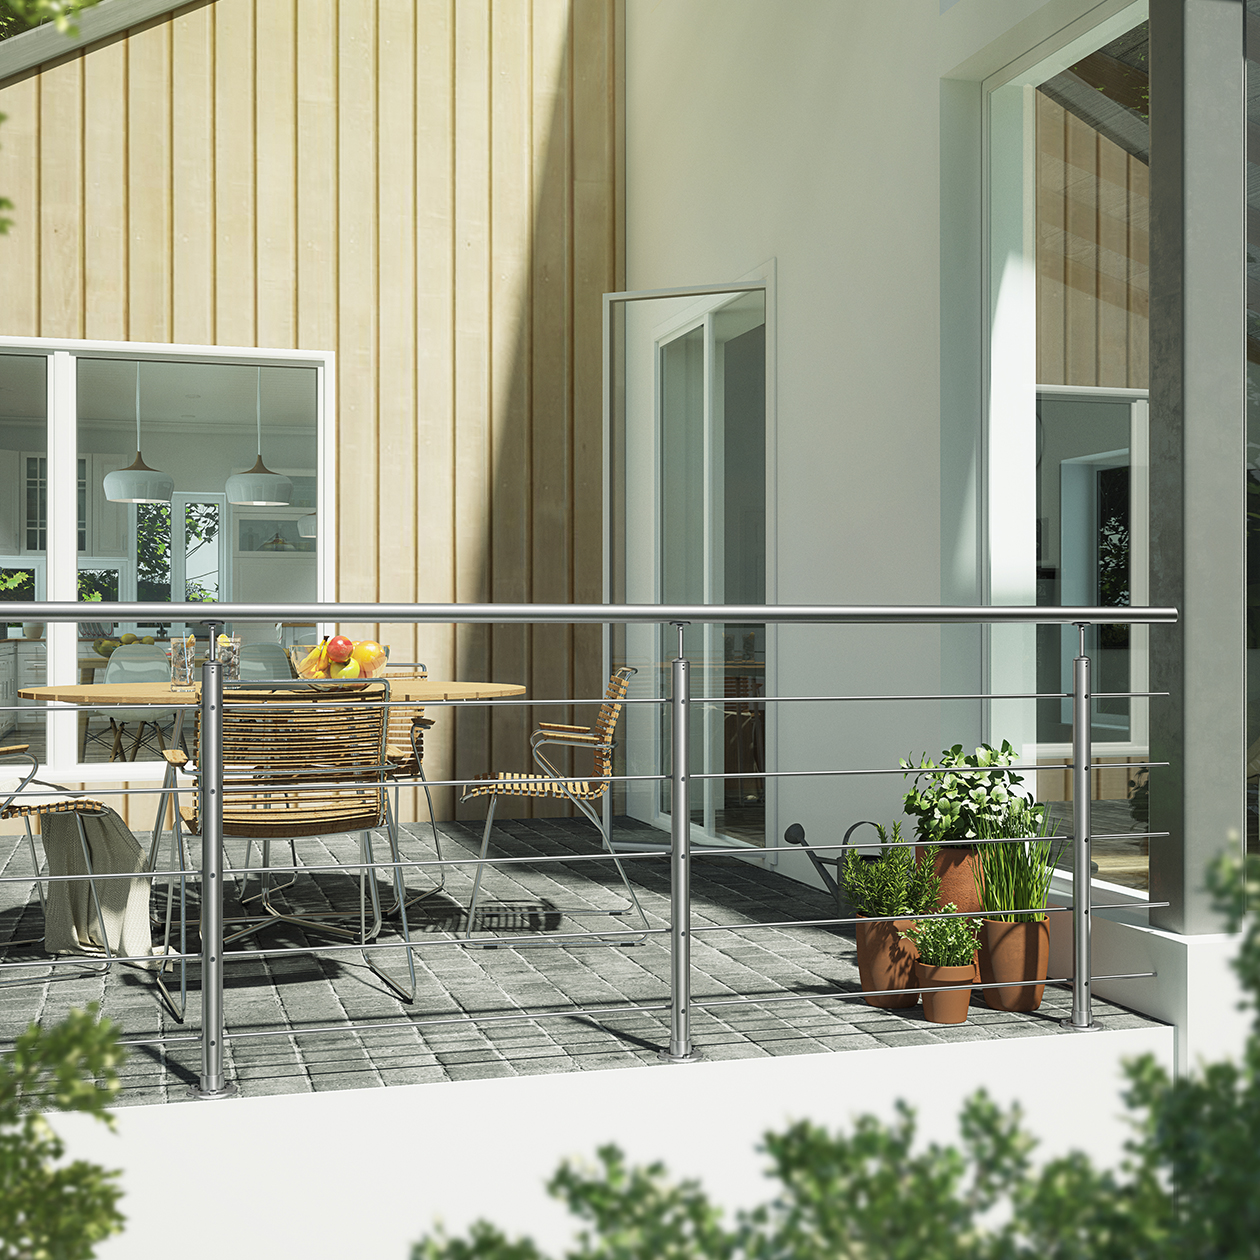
[1097,465,1129,651]
[136,503,218,603]
[76,570,116,602]
[0,569,34,600]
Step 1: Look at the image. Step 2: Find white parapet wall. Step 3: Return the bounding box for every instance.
[56,1027,1172,1260]
[1047,875,1250,1075]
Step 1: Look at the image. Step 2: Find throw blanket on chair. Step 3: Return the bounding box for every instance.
[40,809,154,959]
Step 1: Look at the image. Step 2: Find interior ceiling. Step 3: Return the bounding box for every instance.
[0,356,318,430]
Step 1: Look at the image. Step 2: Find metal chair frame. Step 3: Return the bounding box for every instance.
[148,680,417,1015]
[460,667,648,945]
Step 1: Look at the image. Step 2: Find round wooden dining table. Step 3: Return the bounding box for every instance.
[19,678,526,706]
[18,677,527,763]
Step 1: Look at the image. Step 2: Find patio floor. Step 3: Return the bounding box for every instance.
[0,816,1162,1107]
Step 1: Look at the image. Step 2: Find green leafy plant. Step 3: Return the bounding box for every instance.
[0,1004,126,1259]
[901,741,1027,846]
[900,904,981,967]
[841,824,941,918]
[973,799,1056,923]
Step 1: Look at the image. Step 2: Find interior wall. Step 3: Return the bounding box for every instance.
[0,0,620,823]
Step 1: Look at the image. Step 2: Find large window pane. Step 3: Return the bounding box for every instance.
[0,354,48,757]
[76,357,318,763]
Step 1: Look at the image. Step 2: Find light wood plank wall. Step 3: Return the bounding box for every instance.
[0,0,622,825]
[1035,91,1149,389]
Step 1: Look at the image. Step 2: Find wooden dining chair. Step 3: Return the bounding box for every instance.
[459,667,648,944]
[381,662,444,907]
[1,743,117,971]
[150,679,417,1005]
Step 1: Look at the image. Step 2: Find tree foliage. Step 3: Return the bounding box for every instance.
[0,1005,126,1259]
[412,853,1260,1260]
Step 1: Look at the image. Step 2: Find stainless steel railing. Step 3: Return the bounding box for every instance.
[0,600,1178,1094]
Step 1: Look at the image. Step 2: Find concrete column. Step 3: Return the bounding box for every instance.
[1148,0,1246,934]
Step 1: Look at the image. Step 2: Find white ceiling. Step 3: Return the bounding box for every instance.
[0,354,318,432]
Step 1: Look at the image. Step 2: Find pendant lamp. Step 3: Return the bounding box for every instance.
[103,362,175,504]
[225,367,292,506]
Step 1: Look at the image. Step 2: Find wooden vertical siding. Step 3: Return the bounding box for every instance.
[1035,91,1149,389]
[0,0,621,825]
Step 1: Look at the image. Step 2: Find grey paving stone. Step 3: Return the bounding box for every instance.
[1,818,1166,1102]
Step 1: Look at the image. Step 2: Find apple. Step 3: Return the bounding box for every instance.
[326,635,354,663]
[329,657,361,680]
[350,639,387,676]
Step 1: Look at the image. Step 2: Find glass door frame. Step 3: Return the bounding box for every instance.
[602,269,777,855]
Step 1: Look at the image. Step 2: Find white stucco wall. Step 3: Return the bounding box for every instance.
[59,1027,1173,1260]
[621,0,1114,869]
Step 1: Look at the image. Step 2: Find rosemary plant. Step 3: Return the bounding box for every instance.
[841,823,941,918]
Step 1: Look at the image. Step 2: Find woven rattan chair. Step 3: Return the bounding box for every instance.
[150,680,416,1002]
[382,661,444,907]
[1,743,114,967]
[459,667,648,943]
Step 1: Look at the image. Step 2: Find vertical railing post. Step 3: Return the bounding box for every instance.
[662,622,699,1062]
[1063,622,1097,1032]
[192,636,237,1097]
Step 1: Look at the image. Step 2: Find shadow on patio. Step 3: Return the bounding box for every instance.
[0,817,1161,1106]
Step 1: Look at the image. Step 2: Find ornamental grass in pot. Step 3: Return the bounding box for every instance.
[901,741,1027,915]
[900,906,982,1025]
[973,799,1057,1012]
[841,824,941,1009]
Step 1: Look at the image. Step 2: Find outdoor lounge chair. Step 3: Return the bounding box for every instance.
[459,666,648,943]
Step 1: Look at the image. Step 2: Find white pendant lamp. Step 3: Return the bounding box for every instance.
[103,362,174,504]
[225,367,292,506]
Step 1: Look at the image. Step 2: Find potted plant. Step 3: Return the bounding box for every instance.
[900,906,982,1024]
[973,799,1057,1011]
[842,824,941,1008]
[901,741,1027,914]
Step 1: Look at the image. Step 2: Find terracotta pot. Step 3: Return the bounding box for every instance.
[979,917,1050,1011]
[855,916,919,1008]
[916,844,982,915]
[913,960,974,1024]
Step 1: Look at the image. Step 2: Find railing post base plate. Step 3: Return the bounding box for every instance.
[1059,1018,1100,1033]
[657,1048,703,1064]
[188,1082,239,1100]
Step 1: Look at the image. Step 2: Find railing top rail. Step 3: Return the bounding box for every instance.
[1,601,1179,626]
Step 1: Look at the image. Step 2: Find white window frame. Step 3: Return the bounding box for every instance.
[979,0,1150,904]
[0,335,336,781]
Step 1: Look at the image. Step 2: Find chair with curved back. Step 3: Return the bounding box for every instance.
[151,679,417,1004]
[459,667,648,943]
[1,743,148,975]
[89,643,177,761]
[382,661,444,907]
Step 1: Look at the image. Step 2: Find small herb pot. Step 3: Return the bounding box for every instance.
[913,960,974,1024]
[855,916,920,1009]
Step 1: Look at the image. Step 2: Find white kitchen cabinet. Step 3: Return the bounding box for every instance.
[0,643,16,740]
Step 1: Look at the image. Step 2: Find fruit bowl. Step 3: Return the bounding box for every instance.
[289,640,388,682]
